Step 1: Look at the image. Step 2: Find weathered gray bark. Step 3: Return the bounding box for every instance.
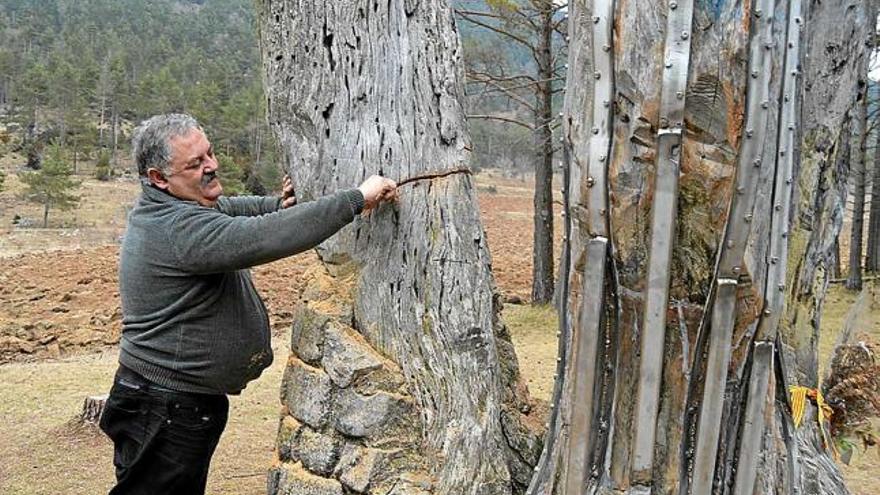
[528,1,868,494]
[256,2,543,494]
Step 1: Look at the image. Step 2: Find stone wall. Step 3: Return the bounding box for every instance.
[269,303,432,495]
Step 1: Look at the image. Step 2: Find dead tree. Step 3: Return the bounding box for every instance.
[458,1,568,304]
[256,1,543,494]
[529,1,868,494]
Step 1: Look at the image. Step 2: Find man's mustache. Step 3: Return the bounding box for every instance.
[201,171,218,186]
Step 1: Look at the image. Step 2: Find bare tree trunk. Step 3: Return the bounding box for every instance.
[529,1,867,494]
[111,107,118,169]
[73,136,79,175]
[99,93,106,149]
[867,91,880,272]
[846,80,866,290]
[256,2,543,494]
[831,237,841,279]
[531,2,556,305]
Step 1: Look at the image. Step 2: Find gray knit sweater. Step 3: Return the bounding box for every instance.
[118,184,364,395]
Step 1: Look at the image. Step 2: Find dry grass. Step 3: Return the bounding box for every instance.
[819,283,880,494]
[505,303,558,402]
[0,152,138,257]
[0,339,287,495]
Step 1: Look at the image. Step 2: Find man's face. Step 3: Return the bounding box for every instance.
[149,129,223,207]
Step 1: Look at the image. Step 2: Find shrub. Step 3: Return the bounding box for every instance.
[94,150,111,181]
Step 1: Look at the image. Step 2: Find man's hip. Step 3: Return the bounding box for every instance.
[99,365,229,495]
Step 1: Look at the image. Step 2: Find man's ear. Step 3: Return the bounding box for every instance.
[147,168,170,190]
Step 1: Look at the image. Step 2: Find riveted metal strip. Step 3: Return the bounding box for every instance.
[658,0,695,131]
[587,0,615,238]
[630,0,696,480]
[526,146,574,495]
[718,0,776,277]
[527,0,617,490]
[733,341,775,495]
[631,134,684,478]
[563,237,609,494]
[691,279,738,494]
[686,2,777,492]
[756,0,802,342]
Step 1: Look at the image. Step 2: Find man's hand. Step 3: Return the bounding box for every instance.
[281,175,296,209]
[358,175,398,211]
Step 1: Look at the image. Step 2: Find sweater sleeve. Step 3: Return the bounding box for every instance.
[169,189,365,274]
[214,195,282,217]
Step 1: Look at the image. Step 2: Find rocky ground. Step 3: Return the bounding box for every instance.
[0,169,557,365]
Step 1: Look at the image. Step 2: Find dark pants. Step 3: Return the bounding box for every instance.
[99,365,229,495]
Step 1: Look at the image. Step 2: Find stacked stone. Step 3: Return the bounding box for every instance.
[269,304,433,495]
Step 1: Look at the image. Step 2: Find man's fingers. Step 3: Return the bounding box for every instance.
[282,175,296,198]
[379,179,397,202]
[280,174,297,209]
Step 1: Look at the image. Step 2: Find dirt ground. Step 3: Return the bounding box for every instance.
[0,153,876,493]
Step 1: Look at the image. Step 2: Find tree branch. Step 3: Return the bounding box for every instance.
[511,5,541,31]
[467,114,535,130]
[456,11,535,50]
[467,74,563,95]
[467,70,536,84]
[468,74,537,112]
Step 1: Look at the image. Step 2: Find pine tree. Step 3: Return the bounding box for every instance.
[19,144,79,227]
[216,153,245,196]
[94,149,111,181]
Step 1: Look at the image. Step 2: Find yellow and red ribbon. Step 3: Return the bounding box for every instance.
[790,385,837,456]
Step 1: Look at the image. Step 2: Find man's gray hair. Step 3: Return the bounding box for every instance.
[132,114,203,177]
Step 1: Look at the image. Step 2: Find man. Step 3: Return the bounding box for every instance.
[100,113,396,494]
